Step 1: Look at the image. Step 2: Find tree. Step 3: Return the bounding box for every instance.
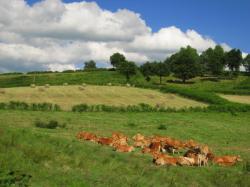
[152,61,170,84]
[84,60,96,70]
[243,54,250,74]
[110,53,126,68]
[199,45,225,76]
[169,46,200,83]
[225,49,242,75]
[117,61,137,82]
[140,62,155,82]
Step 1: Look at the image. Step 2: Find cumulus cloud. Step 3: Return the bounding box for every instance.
[0,0,236,72]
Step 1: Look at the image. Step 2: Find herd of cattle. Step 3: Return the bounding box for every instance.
[76,131,242,167]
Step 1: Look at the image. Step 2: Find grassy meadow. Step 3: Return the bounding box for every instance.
[0,71,250,186]
[0,110,250,186]
[0,85,207,110]
[219,94,250,104]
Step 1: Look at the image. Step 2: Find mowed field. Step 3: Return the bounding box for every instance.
[0,110,249,186]
[219,94,250,104]
[0,85,207,110]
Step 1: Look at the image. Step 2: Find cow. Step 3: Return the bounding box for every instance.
[113,144,134,153]
[177,156,196,166]
[97,137,113,146]
[77,131,97,142]
[212,155,242,166]
[112,132,128,146]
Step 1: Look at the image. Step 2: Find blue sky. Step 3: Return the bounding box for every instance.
[26,0,250,53]
[0,0,249,72]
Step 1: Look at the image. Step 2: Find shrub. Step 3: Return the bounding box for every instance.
[35,120,66,129]
[63,83,68,86]
[127,122,137,128]
[157,124,167,130]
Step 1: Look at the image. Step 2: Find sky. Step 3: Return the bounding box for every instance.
[0,0,249,72]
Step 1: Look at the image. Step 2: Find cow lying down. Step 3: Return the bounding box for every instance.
[76,131,243,167]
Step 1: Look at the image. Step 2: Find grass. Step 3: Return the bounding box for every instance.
[0,70,145,88]
[0,85,207,110]
[219,94,250,104]
[0,110,249,186]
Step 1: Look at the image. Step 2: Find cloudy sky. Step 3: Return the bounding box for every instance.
[0,0,249,72]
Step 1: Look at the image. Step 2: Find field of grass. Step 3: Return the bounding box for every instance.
[0,85,207,110]
[219,94,250,104]
[0,110,249,186]
[0,71,145,88]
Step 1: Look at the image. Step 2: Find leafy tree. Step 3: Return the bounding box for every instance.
[243,54,250,74]
[200,45,225,76]
[117,61,137,81]
[225,49,243,75]
[169,46,200,83]
[152,61,170,84]
[84,60,96,70]
[110,53,126,68]
[140,62,155,82]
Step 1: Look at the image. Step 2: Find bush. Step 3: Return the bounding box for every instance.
[0,101,61,112]
[157,124,167,130]
[35,120,66,129]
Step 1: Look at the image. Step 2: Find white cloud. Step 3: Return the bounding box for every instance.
[0,0,240,72]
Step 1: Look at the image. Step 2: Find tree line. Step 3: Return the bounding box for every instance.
[84,46,250,83]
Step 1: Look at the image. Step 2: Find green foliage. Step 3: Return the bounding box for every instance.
[0,170,32,187]
[243,54,250,73]
[110,53,126,68]
[225,49,243,75]
[35,120,66,129]
[117,61,137,81]
[140,61,170,84]
[169,46,200,82]
[0,101,61,112]
[84,60,96,70]
[157,124,167,130]
[200,45,225,76]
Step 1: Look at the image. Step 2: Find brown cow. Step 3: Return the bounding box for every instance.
[114,144,134,153]
[154,155,179,166]
[212,155,242,166]
[77,131,97,142]
[97,137,113,146]
[112,132,128,146]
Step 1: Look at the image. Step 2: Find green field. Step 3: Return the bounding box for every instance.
[0,71,250,186]
[0,110,250,186]
[0,85,207,110]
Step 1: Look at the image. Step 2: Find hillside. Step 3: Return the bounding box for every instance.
[0,85,207,110]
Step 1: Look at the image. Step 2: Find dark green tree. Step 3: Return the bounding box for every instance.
[84,60,96,70]
[199,45,225,76]
[140,62,155,82]
[169,46,200,83]
[117,61,137,81]
[152,61,170,84]
[110,53,126,68]
[225,49,243,75]
[243,54,250,74]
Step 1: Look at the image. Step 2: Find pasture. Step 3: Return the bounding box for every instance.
[219,94,250,104]
[0,85,207,110]
[0,110,249,186]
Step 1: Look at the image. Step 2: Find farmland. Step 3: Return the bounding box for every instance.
[0,71,250,186]
[0,85,207,110]
[0,110,250,186]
